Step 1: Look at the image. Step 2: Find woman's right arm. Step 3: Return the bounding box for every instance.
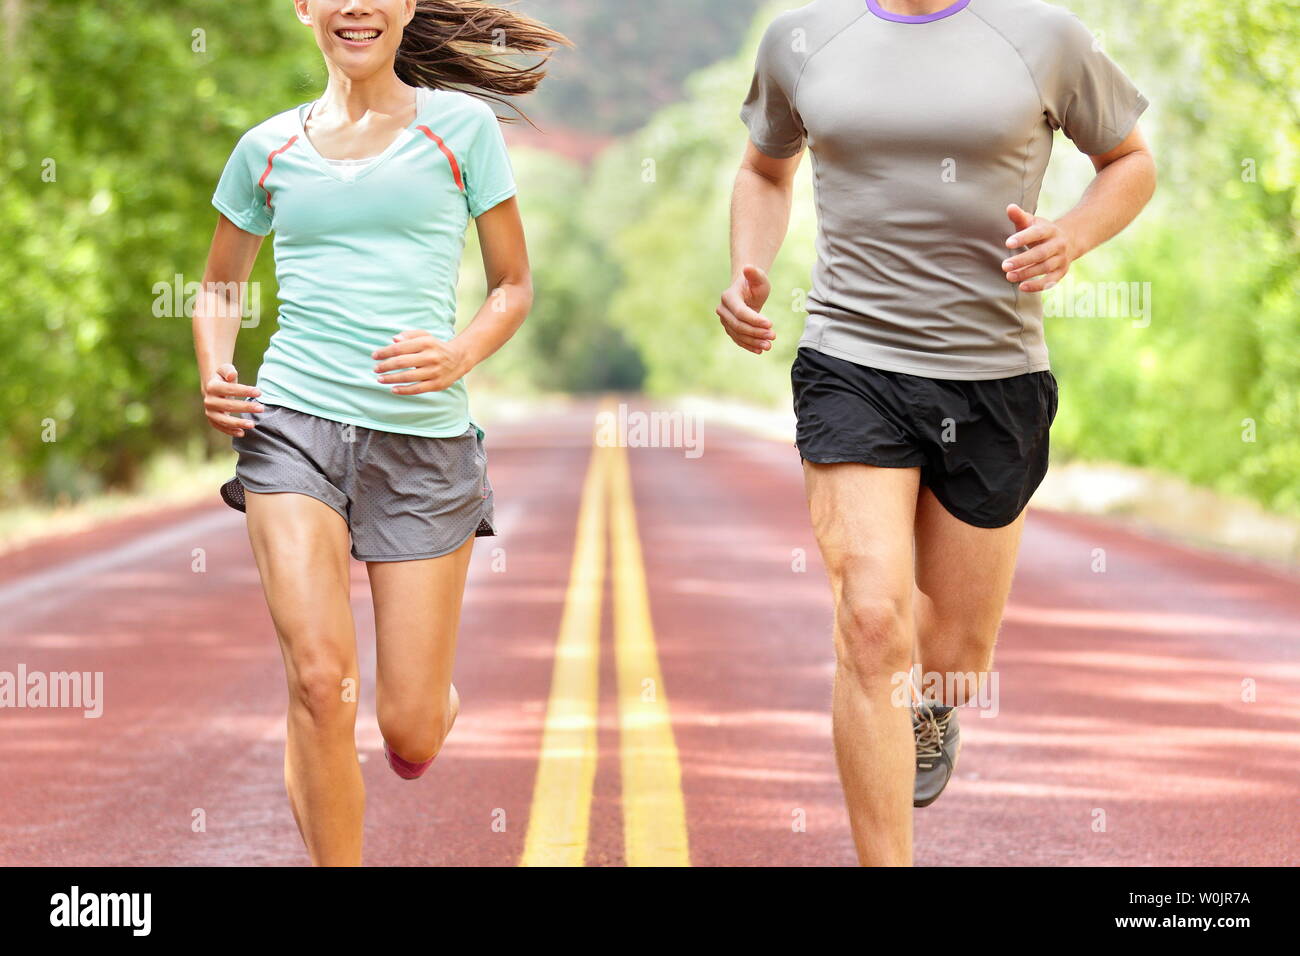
[193,215,268,437]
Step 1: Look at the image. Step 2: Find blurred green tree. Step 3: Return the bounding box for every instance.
[1,0,1295,519]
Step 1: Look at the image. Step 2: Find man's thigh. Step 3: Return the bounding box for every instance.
[803,461,921,612]
[912,487,1026,671]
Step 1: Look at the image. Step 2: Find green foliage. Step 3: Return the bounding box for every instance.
[589,0,1300,516]
[2,0,1296,520]
[583,23,819,405]
[458,147,643,393]
[516,0,771,135]
[1045,0,1300,513]
[0,1,320,503]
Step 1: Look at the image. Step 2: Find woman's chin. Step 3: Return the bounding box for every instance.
[322,47,390,75]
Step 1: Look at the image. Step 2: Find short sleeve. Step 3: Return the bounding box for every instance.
[1043,14,1149,155]
[464,106,517,218]
[739,18,806,159]
[212,132,273,236]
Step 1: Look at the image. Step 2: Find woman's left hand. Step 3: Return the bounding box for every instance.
[372,330,471,394]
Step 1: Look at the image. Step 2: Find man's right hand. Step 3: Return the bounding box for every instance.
[717,264,776,355]
[203,364,264,438]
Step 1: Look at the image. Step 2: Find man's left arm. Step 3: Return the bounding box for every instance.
[1003,126,1157,293]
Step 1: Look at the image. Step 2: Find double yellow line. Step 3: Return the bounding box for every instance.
[521,403,690,867]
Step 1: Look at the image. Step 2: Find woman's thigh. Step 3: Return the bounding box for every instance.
[367,534,475,716]
[244,489,358,696]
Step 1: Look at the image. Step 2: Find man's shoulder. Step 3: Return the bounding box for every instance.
[969,0,1086,47]
[766,0,868,34]
[757,0,870,75]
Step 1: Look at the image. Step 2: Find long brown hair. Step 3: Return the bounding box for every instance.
[394,0,571,125]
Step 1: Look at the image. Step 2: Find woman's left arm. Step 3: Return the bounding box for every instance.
[1002,125,1157,293]
[373,197,533,394]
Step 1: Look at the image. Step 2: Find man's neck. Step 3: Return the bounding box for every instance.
[874,0,958,16]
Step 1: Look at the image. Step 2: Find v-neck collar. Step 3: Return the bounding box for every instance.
[296,87,430,184]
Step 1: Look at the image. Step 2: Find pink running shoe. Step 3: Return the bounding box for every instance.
[383,741,435,781]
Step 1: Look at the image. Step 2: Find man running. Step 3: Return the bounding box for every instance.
[718,0,1155,865]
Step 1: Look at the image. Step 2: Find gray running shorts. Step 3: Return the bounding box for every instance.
[219,403,496,562]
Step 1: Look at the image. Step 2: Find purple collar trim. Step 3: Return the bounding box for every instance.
[866,0,971,23]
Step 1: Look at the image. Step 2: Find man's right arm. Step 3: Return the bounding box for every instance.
[718,140,803,355]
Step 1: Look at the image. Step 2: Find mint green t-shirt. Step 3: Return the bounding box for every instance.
[211,87,516,437]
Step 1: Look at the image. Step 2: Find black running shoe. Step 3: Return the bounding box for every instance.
[913,702,961,808]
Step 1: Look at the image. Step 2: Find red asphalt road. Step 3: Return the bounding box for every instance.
[0,397,1296,866]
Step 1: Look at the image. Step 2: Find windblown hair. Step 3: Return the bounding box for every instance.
[394,0,571,124]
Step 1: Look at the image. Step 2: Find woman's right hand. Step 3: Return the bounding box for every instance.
[203,363,265,438]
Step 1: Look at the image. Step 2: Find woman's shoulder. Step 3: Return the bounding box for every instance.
[422,88,498,121]
[229,104,308,152]
[418,89,503,144]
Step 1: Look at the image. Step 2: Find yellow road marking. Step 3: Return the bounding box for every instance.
[520,422,611,867]
[608,439,691,867]
[521,401,691,866]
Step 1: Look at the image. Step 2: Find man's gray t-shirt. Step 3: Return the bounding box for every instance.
[740,0,1149,379]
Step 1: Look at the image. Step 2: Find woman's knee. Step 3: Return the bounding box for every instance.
[376,699,451,761]
[287,660,357,728]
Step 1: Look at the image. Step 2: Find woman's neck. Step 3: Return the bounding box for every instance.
[315,68,414,122]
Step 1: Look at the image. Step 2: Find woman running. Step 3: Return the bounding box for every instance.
[192,0,567,866]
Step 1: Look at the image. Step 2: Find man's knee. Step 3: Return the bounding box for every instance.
[833,590,913,687]
[922,614,1000,674]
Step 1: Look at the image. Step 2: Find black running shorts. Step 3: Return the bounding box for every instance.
[791,347,1058,529]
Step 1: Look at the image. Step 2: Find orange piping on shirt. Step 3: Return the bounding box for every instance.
[259,135,300,209]
[415,125,465,192]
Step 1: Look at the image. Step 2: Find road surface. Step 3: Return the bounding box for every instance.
[1,397,1296,866]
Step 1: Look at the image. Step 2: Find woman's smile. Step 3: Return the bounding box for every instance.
[334,26,384,47]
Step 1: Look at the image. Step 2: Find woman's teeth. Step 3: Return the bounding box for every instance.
[338,29,381,41]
